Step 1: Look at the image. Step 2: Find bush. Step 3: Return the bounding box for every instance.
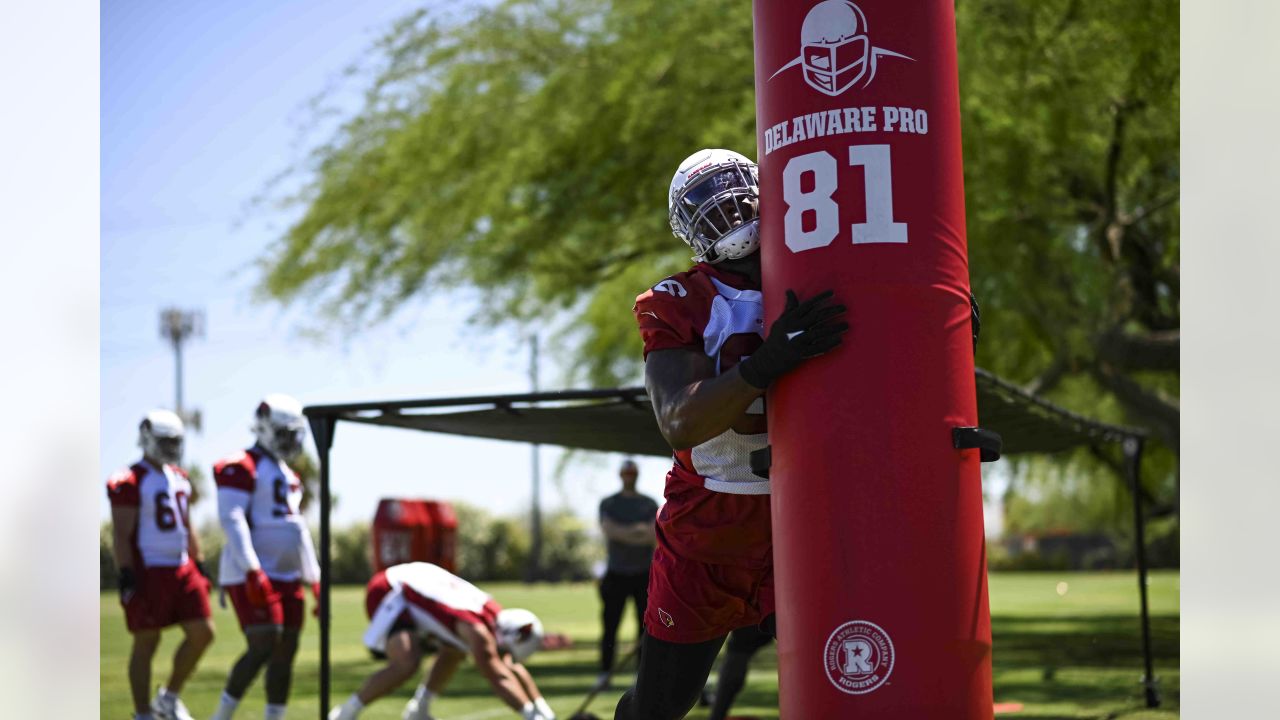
[539,509,598,582]
[453,503,601,582]
[331,523,373,585]
[101,523,118,590]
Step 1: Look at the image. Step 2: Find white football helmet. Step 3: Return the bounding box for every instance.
[668,148,760,264]
[496,608,544,662]
[252,393,307,460]
[139,409,185,466]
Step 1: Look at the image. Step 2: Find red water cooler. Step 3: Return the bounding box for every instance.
[371,498,459,573]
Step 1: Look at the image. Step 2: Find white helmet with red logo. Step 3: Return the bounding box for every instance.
[668,148,760,265]
[139,409,185,465]
[800,1,871,96]
[496,608,544,662]
[252,393,307,460]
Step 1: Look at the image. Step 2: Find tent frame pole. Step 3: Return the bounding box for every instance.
[1125,436,1160,708]
[307,414,337,720]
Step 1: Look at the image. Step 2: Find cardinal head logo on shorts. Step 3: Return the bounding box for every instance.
[769,1,913,97]
[823,619,894,694]
[657,608,675,628]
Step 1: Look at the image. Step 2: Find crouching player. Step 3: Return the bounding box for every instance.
[107,410,215,720]
[210,394,322,720]
[329,562,556,720]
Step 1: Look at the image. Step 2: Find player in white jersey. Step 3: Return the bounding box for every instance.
[107,410,214,720]
[209,394,322,720]
[328,562,556,720]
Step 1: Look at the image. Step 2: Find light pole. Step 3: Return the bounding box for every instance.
[159,307,204,431]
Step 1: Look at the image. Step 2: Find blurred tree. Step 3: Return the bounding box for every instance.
[330,522,373,584]
[453,501,597,581]
[101,522,118,590]
[538,508,599,581]
[183,462,207,506]
[454,502,532,581]
[259,0,1178,521]
[288,451,325,513]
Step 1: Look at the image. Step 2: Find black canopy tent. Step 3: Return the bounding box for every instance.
[304,368,1160,717]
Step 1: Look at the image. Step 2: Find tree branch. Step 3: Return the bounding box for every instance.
[1024,352,1073,396]
[1086,445,1173,516]
[1096,328,1179,372]
[1124,187,1180,227]
[1089,362,1180,451]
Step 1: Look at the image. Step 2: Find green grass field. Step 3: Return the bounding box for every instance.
[101,571,1179,719]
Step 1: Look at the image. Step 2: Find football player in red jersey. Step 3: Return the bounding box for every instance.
[613,149,847,720]
[329,562,554,720]
[209,394,322,720]
[107,410,215,720]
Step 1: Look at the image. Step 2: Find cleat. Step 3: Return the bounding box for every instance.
[151,689,195,720]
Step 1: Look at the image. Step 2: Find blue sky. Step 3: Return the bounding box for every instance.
[100,0,671,529]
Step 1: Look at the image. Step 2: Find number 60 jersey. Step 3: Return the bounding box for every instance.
[214,447,321,586]
[106,460,193,568]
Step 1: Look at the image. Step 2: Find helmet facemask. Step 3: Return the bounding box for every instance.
[669,160,761,264]
[264,424,306,459]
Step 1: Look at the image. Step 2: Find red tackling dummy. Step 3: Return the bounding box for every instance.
[752,1,993,718]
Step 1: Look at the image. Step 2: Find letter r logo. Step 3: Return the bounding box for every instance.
[843,639,873,674]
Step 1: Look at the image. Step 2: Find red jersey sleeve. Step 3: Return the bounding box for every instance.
[214,452,256,493]
[106,467,140,507]
[633,274,711,359]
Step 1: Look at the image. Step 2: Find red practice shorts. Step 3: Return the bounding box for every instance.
[122,561,211,633]
[643,541,775,644]
[226,579,306,631]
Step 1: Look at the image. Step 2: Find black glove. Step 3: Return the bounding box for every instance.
[969,292,980,354]
[738,289,847,389]
[119,567,137,604]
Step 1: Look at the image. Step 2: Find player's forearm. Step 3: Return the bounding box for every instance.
[187,531,203,562]
[651,369,763,449]
[110,508,138,569]
[508,661,541,701]
[112,526,135,569]
[297,521,321,583]
[481,659,532,710]
[217,492,262,571]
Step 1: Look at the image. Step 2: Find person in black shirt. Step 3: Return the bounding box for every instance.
[595,459,659,689]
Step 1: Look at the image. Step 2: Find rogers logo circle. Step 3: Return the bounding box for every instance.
[823,619,895,695]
